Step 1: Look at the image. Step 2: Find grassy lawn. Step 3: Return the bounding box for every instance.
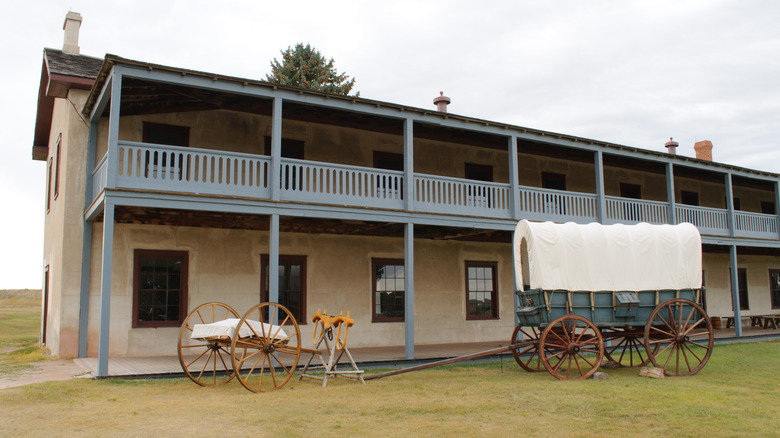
[0,290,48,376]
[1,291,778,437]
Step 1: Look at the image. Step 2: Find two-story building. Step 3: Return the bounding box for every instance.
[34,13,780,376]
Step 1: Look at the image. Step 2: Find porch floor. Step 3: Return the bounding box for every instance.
[72,325,780,378]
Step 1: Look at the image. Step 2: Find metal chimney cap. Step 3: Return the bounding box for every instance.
[664,137,679,148]
[433,91,451,112]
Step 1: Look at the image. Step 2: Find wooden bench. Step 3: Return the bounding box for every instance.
[725,315,780,329]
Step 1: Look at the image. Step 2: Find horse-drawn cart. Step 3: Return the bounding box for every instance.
[509,220,714,379]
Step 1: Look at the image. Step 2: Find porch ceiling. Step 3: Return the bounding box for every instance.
[106,207,512,242]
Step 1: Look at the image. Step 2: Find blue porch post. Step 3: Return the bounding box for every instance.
[97,201,115,377]
[270,97,282,202]
[725,173,736,237]
[729,245,742,337]
[269,214,280,315]
[508,136,521,219]
[775,181,780,239]
[665,163,676,224]
[403,118,414,211]
[594,151,606,223]
[404,222,415,359]
[78,118,99,358]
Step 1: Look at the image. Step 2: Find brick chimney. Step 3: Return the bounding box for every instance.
[664,137,678,155]
[694,140,713,161]
[433,91,451,113]
[63,11,82,54]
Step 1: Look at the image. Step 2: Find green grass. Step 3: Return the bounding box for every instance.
[0,341,778,437]
[0,290,48,376]
[1,291,778,436]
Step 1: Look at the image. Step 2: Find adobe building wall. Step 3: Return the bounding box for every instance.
[702,252,780,318]
[40,89,91,358]
[84,223,516,357]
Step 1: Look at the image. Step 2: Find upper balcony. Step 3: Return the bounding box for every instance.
[90,141,780,241]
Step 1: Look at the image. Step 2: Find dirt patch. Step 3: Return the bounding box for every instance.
[0,359,91,390]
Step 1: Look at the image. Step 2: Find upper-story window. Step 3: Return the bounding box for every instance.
[619,183,642,199]
[465,163,493,182]
[373,151,403,171]
[46,158,53,213]
[680,190,699,206]
[53,134,62,199]
[541,172,566,191]
[373,151,404,199]
[142,123,189,180]
[761,201,775,215]
[264,137,305,159]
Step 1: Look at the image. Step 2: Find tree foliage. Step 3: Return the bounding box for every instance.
[265,43,357,96]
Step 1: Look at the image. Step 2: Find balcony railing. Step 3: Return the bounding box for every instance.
[415,174,511,218]
[518,187,598,223]
[91,142,780,241]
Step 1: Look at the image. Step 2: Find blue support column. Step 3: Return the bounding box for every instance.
[270,97,282,202]
[508,136,521,220]
[78,119,99,358]
[104,71,122,190]
[725,173,736,237]
[96,201,115,377]
[269,214,280,305]
[729,245,742,337]
[594,151,606,223]
[404,222,415,359]
[774,181,780,239]
[403,118,414,211]
[665,163,676,224]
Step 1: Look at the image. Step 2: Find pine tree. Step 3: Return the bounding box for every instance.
[265,43,357,96]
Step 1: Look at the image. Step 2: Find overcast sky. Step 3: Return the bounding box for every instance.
[2,0,779,289]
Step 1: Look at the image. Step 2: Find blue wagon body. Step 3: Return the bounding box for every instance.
[515,288,703,328]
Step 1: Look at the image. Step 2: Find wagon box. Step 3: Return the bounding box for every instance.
[510,220,714,380]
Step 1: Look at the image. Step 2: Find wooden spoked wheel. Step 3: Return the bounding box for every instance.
[603,329,657,368]
[540,315,604,380]
[178,302,239,386]
[510,326,544,372]
[644,298,714,376]
[230,302,302,393]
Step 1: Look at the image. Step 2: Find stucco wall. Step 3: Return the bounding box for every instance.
[702,252,780,317]
[41,89,91,358]
[85,223,516,358]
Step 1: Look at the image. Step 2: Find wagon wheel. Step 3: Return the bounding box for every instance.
[178,302,239,386]
[644,298,714,376]
[540,315,604,380]
[510,326,544,372]
[603,329,658,368]
[230,302,302,393]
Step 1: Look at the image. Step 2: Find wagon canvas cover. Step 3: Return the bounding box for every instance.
[513,220,702,292]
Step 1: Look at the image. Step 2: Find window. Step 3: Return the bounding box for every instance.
[261,255,307,324]
[729,268,749,311]
[761,201,775,215]
[541,172,566,191]
[373,151,403,171]
[42,266,49,344]
[133,250,188,328]
[541,172,566,214]
[681,191,699,206]
[465,163,493,182]
[372,258,405,322]
[142,123,190,180]
[373,151,404,199]
[725,197,740,210]
[46,158,53,213]
[263,137,305,159]
[54,134,62,199]
[466,262,498,320]
[770,270,780,309]
[620,183,642,199]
